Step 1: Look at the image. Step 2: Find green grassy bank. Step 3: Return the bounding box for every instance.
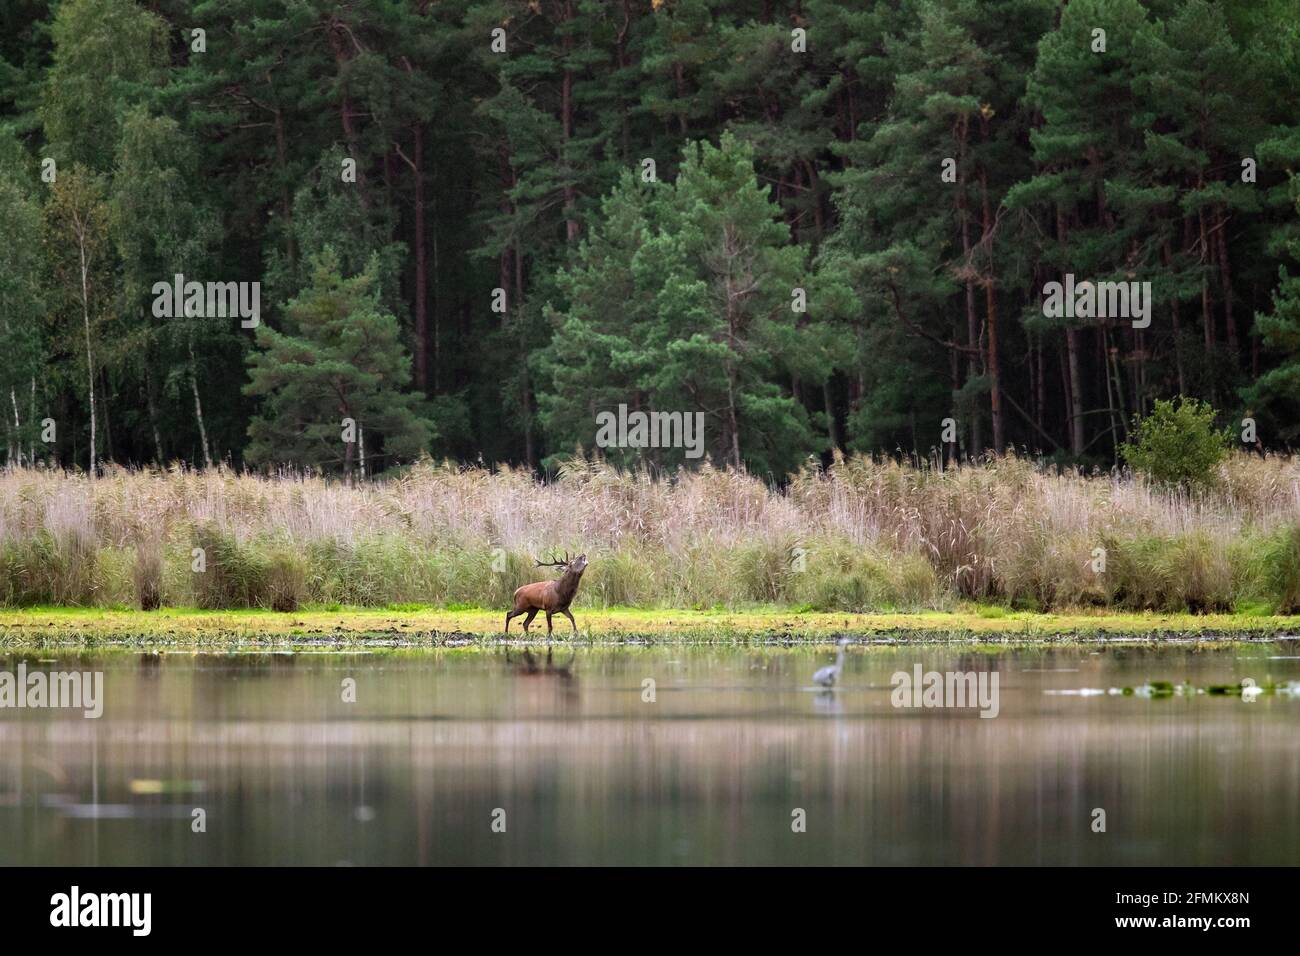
[1,604,1297,648]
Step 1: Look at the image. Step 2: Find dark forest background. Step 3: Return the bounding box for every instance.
[2,0,1300,480]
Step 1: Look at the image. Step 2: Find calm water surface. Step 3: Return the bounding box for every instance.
[1,640,1297,865]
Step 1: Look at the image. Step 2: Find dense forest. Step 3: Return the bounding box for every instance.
[2,0,1300,480]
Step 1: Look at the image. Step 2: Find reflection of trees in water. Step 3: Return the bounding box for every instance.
[3,645,1298,864]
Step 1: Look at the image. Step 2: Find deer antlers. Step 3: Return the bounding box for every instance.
[534,550,572,570]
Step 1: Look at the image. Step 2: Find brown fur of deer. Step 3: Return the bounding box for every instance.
[504,552,588,636]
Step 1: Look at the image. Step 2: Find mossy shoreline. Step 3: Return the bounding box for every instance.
[1,604,1296,649]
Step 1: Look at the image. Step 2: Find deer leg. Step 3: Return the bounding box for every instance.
[522,609,538,634]
[504,609,518,634]
[562,609,577,634]
[546,612,554,636]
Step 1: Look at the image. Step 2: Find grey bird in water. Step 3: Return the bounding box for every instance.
[813,638,850,687]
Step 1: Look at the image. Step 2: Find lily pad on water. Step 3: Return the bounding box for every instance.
[1102,679,1299,698]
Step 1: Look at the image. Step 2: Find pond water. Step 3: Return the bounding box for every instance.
[0,640,1297,865]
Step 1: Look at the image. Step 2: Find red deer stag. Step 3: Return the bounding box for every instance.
[504,551,588,636]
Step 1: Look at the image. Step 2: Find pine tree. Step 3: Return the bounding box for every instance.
[1007,0,1159,460]
[244,250,431,479]
[1245,182,1300,440]
[538,132,818,475]
[823,0,1051,457]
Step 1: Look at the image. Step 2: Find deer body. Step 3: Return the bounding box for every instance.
[505,553,588,636]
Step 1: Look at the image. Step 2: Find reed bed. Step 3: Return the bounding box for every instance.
[0,453,1296,614]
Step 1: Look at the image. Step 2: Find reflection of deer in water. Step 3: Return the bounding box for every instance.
[505,645,580,712]
[506,645,578,680]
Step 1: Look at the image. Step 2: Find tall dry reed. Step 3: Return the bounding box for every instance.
[0,453,1295,612]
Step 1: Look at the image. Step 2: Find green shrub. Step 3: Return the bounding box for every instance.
[1105,535,1178,610]
[451,546,525,608]
[732,540,799,603]
[787,542,942,611]
[1165,533,1234,613]
[0,530,98,606]
[92,546,135,607]
[996,533,1108,610]
[1120,398,1229,489]
[583,549,657,607]
[266,547,307,612]
[1104,532,1236,613]
[134,544,163,610]
[1261,525,1300,613]
[192,524,270,609]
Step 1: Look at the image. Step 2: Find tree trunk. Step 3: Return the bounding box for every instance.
[498,147,513,328]
[1163,241,1187,394]
[1102,332,1119,463]
[824,379,838,452]
[343,416,355,484]
[561,2,579,243]
[144,363,165,464]
[674,62,688,135]
[1066,328,1085,456]
[411,123,429,392]
[1037,338,1047,433]
[986,277,1004,455]
[77,224,96,477]
[187,338,213,470]
[947,341,961,465]
[329,18,367,209]
[805,160,824,246]
[1106,329,1127,453]
[272,103,296,270]
[513,227,534,470]
[958,118,983,455]
[1199,208,1213,351]
[1056,207,1084,456]
[1216,208,1238,356]
[726,364,742,469]
[99,367,114,463]
[617,1,632,157]
[9,387,20,466]
[980,167,1004,455]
